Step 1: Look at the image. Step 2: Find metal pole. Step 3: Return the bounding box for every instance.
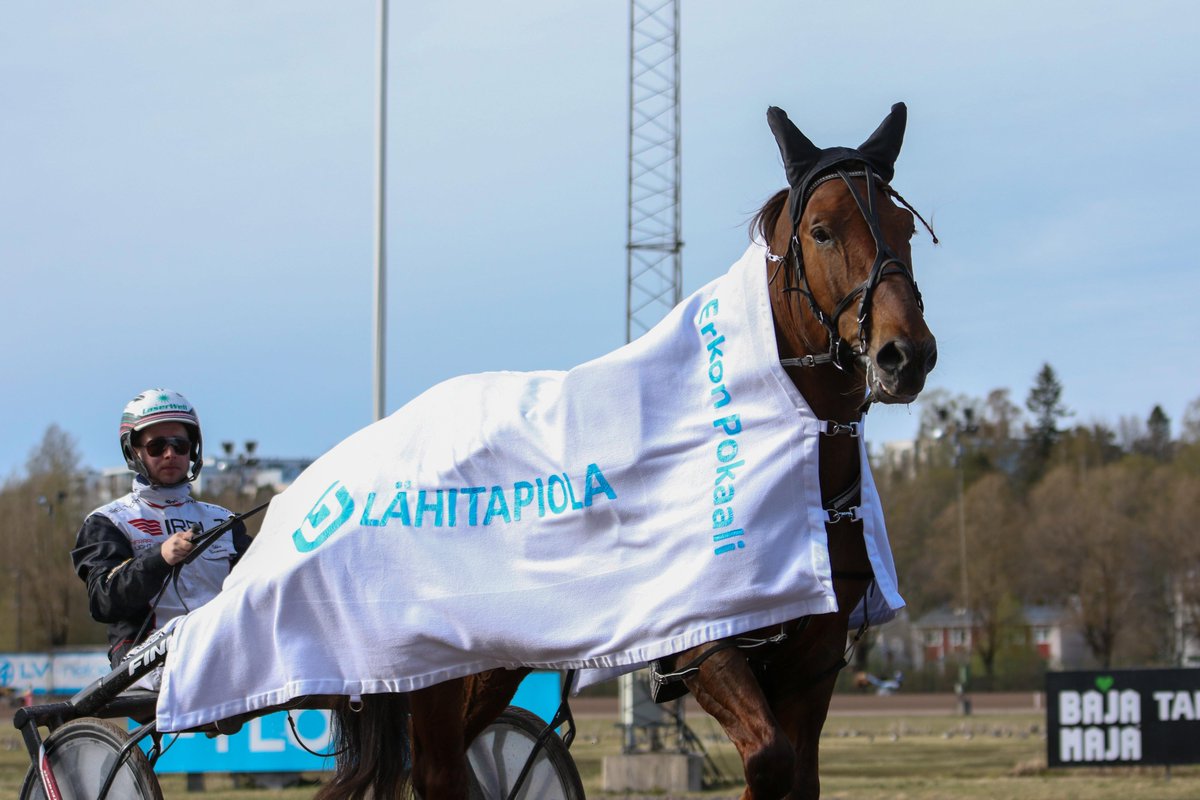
[956,442,969,616]
[373,0,389,422]
[14,569,22,651]
[671,0,682,307]
[623,0,635,344]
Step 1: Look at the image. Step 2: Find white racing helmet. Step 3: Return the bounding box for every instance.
[119,389,203,484]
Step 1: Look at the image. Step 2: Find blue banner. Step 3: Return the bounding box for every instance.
[141,671,562,773]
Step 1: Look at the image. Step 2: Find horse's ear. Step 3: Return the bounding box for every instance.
[857,102,907,182]
[767,106,822,189]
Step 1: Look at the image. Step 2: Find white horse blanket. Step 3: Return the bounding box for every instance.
[156,242,903,732]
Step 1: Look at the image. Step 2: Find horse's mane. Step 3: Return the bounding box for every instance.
[751,189,789,244]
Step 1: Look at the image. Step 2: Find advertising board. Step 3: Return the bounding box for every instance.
[146,670,564,774]
[1046,668,1200,767]
[3,652,563,774]
[0,650,109,694]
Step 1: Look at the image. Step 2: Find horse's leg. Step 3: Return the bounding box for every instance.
[682,647,794,800]
[460,667,530,744]
[761,614,853,800]
[408,669,529,799]
[410,678,474,800]
[765,561,874,799]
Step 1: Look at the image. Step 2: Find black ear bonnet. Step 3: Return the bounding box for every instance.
[767,103,907,229]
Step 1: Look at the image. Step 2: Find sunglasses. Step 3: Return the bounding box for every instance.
[141,437,192,457]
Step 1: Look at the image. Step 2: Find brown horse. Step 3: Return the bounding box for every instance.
[315,103,937,800]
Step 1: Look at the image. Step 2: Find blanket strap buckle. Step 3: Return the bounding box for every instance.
[825,506,862,524]
[819,420,860,437]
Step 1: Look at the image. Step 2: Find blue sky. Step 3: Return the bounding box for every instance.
[2,1,1197,478]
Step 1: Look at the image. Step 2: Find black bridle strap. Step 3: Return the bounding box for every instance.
[781,353,836,368]
[831,167,924,340]
[769,165,925,374]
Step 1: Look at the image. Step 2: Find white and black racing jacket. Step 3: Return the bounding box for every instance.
[71,477,251,665]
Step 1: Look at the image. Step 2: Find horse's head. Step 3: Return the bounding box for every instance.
[765,104,937,405]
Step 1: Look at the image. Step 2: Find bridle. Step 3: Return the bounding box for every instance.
[769,163,935,383]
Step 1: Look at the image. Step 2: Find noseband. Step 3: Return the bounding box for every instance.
[769,164,934,377]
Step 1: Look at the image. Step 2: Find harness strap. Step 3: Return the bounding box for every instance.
[651,622,802,693]
[831,569,876,581]
[824,473,861,523]
[781,353,836,368]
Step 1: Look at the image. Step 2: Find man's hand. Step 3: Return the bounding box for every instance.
[161,524,201,565]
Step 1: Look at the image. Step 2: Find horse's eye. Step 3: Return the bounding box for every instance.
[811,227,832,244]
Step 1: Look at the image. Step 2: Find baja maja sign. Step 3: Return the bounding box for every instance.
[1046,668,1200,767]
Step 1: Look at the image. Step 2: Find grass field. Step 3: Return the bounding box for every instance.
[4,707,1198,799]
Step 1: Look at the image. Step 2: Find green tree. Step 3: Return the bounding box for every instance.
[979,390,1022,453]
[1022,363,1071,482]
[1136,405,1172,462]
[1055,423,1123,474]
[1182,397,1200,444]
[2,426,88,648]
[872,449,958,614]
[1030,462,1163,667]
[1177,399,1200,475]
[1145,462,1200,664]
[928,473,1028,681]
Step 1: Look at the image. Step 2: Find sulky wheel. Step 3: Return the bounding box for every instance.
[19,718,162,800]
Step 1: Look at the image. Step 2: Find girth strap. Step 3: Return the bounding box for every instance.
[824,473,861,525]
[648,620,807,702]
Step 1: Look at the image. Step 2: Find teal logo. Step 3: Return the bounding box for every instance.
[293,481,355,553]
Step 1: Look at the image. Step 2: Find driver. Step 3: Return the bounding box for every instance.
[72,389,251,667]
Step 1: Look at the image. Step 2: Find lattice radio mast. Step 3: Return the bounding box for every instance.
[619,3,725,779]
[626,0,682,343]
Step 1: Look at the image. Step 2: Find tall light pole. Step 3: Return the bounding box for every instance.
[373,0,389,422]
[220,440,260,494]
[935,407,978,618]
[935,406,978,714]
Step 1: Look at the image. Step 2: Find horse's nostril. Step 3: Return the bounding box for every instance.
[925,342,938,373]
[875,339,911,376]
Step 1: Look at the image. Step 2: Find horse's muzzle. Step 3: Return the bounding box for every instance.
[872,336,937,403]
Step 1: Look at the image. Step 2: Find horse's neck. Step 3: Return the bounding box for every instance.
[770,272,865,506]
[787,364,863,505]
[777,325,869,581]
